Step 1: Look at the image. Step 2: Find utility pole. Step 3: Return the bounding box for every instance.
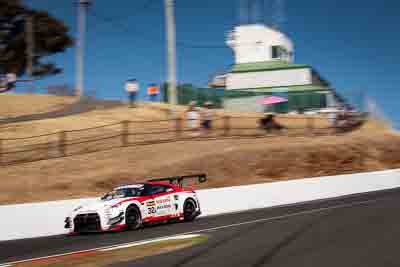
[76,0,91,98]
[164,0,177,107]
[25,14,34,92]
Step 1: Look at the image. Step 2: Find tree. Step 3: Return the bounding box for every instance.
[0,0,73,78]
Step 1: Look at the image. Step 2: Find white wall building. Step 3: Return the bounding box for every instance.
[209,23,341,113]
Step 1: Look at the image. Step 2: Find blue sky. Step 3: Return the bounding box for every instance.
[23,0,400,125]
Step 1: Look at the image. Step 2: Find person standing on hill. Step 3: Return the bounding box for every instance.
[125,79,139,108]
[147,84,159,102]
[6,73,16,90]
[186,101,200,136]
[201,101,214,132]
[0,73,17,93]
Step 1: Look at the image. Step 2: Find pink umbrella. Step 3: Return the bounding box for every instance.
[257,96,288,105]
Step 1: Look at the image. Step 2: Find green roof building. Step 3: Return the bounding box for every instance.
[209,24,340,113]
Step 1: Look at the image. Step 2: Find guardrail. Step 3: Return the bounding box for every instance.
[0,113,367,166]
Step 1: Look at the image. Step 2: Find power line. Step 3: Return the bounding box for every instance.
[89,0,157,29]
[87,7,165,83]
[90,12,227,49]
[127,0,157,17]
[88,5,227,50]
[89,9,133,34]
[176,41,226,49]
[88,9,164,49]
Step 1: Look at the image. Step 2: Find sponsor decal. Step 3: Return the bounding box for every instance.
[156,198,171,204]
[157,204,172,210]
[146,200,156,207]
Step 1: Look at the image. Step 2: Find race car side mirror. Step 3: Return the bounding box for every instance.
[198,175,207,183]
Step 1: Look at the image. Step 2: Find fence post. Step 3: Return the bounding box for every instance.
[175,118,182,139]
[224,116,230,136]
[121,120,130,146]
[0,139,2,165]
[58,131,67,157]
[306,115,315,135]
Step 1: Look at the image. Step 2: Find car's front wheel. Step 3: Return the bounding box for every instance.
[126,205,142,230]
[183,199,197,222]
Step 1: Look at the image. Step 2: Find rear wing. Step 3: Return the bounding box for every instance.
[148,174,207,188]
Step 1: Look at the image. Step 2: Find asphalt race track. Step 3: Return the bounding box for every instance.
[1,188,400,266]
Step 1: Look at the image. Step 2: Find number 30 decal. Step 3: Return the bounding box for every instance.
[148,207,156,214]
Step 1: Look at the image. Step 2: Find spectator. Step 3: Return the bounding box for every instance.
[346,104,356,113]
[0,73,16,93]
[334,110,351,132]
[201,101,214,132]
[125,79,139,108]
[259,114,286,133]
[186,101,200,136]
[327,111,338,128]
[147,84,159,102]
[334,110,363,132]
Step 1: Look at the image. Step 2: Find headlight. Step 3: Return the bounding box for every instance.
[111,203,121,209]
[105,204,122,218]
[110,203,123,211]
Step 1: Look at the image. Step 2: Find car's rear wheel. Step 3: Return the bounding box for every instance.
[126,206,142,230]
[183,199,197,222]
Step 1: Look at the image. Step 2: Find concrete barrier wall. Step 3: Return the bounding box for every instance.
[1,169,400,241]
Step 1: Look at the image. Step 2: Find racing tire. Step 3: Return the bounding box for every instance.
[183,199,197,222]
[126,205,142,230]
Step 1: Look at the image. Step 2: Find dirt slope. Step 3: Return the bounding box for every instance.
[0,120,398,204]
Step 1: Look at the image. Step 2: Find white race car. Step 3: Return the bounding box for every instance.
[64,174,206,233]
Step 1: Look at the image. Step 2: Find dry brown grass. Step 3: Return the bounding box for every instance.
[0,119,398,205]
[0,102,170,138]
[0,93,75,119]
[0,94,396,205]
[0,100,329,166]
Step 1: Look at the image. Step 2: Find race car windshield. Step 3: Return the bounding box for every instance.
[101,187,143,201]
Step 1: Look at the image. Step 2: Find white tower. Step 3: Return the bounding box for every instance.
[226,24,294,64]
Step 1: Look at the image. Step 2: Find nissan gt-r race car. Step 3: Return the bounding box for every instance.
[64,174,206,234]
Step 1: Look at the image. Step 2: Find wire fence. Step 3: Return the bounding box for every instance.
[0,113,367,166]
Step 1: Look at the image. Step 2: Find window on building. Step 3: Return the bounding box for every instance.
[272,46,290,60]
[272,46,280,59]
